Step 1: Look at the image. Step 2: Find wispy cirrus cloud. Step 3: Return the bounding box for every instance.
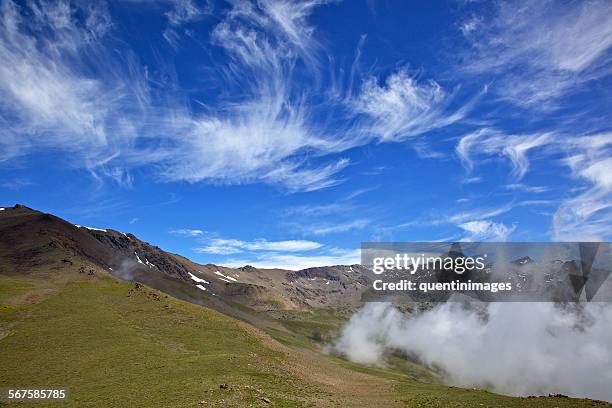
[283,195,373,237]
[447,203,514,225]
[162,0,210,48]
[553,133,612,240]
[349,69,475,143]
[460,0,612,107]
[284,203,348,216]
[0,0,347,192]
[0,0,479,194]
[170,228,205,237]
[224,247,361,270]
[0,178,32,190]
[456,128,553,180]
[459,220,515,242]
[305,219,371,236]
[172,226,354,269]
[446,203,516,241]
[160,0,351,191]
[195,237,323,255]
[159,2,474,191]
[455,127,612,240]
[389,202,518,242]
[165,0,207,25]
[0,0,169,186]
[504,183,550,194]
[0,1,118,161]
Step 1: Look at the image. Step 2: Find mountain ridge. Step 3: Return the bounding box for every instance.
[0,204,370,315]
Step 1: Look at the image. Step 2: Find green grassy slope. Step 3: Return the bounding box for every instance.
[0,273,324,407]
[0,271,609,407]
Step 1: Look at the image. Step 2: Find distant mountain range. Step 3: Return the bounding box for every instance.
[0,204,372,321]
[3,204,610,315]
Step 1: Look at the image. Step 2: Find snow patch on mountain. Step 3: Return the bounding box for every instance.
[75,224,107,232]
[214,270,237,282]
[188,272,210,284]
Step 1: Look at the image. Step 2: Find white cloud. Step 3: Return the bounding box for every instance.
[455,128,612,240]
[0,0,160,181]
[247,240,323,252]
[504,183,550,193]
[224,248,360,270]
[448,203,514,225]
[462,0,612,106]
[195,237,323,255]
[459,219,515,241]
[306,219,371,236]
[257,0,324,65]
[0,0,349,192]
[0,1,115,158]
[161,0,209,48]
[459,16,480,36]
[210,0,323,75]
[170,228,205,236]
[336,302,612,401]
[161,0,349,191]
[457,128,552,180]
[189,228,357,269]
[424,203,518,241]
[195,238,245,255]
[0,0,483,194]
[282,194,374,237]
[284,203,352,217]
[165,0,207,25]
[262,158,349,193]
[160,101,348,191]
[553,133,612,240]
[350,70,472,142]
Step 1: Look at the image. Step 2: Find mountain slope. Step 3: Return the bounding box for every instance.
[1,205,608,407]
[0,250,605,407]
[0,205,371,315]
[0,272,399,407]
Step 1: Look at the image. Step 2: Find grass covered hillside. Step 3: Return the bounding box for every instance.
[1,264,609,407]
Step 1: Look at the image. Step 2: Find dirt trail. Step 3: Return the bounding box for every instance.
[239,321,399,407]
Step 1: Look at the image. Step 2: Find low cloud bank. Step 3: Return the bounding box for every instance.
[334,302,612,401]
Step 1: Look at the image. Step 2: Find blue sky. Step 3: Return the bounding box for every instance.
[1,0,611,269]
